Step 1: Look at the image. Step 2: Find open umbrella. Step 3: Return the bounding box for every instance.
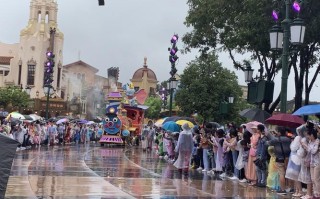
[162,121,180,132]
[293,104,320,116]
[239,108,271,123]
[29,114,42,121]
[244,121,263,134]
[175,120,194,128]
[5,112,25,121]
[179,117,197,124]
[56,118,69,125]
[155,118,167,127]
[78,119,88,124]
[163,116,180,124]
[86,121,95,125]
[265,113,305,128]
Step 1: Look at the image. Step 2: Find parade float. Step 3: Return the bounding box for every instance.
[99,83,148,145]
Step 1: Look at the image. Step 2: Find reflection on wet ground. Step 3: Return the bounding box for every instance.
[6,144,290,198]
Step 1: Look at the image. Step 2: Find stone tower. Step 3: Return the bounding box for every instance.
[6,0,64,98]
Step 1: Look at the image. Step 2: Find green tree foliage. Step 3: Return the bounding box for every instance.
[183,0,320,112]
[175,53,247,123]
[0,87,30,109]
[144,96,162,119]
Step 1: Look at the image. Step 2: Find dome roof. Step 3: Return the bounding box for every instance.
[132,57,157,81]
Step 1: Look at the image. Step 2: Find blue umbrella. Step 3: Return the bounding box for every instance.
[293,104,320,116]
[162,121,180,132]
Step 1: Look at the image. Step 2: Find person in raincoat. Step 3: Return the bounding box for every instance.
[173,123,194,172]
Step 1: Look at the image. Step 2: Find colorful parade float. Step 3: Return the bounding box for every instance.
[99,83,148,146]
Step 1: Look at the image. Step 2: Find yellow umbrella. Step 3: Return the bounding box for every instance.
[155,118,165,127]
[175,120,194,128]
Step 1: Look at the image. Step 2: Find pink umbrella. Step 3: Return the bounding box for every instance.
[243,121,267,134]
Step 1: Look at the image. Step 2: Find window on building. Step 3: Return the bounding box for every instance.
[81,74,85,81]
[45,13,49,23]
[57,67,61,88]
[0,70,9,76]
[38,11,41,23]
[18,64,22,85]
[27,65,36,85]
[77,73,81,79]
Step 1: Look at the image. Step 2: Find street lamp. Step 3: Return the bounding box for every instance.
[244,64,254,83]
[36,90,39,98]
[168,78,178,116]
[269,0,306,113]
[43,84,54,120]
[25,85,31,95]
[228,96,234,104]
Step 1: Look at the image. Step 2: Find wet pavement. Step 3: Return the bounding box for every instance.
[5,144,291,198]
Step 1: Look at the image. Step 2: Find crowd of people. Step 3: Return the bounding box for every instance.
[1,117,320,198]
[0,120,104,150]
[142,120,320,198]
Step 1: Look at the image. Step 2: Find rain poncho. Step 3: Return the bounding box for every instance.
[173,123,193,169]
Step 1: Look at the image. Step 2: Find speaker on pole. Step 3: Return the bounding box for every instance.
[98,0,105,6]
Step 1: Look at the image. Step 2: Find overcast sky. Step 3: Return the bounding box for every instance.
[0,0,319,102]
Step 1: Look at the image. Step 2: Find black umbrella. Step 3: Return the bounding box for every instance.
[0,134,20,198]
[208,122,221,129]
[239,108,271,123]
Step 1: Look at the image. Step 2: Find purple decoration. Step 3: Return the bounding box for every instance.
[171,35,178,43]
[272,10,279,21]
[293,1,301,12]
[170,48,177,56]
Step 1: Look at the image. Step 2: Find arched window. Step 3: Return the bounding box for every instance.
[77,73,81,79]
[38,11,41,23]
[45,12,49,23]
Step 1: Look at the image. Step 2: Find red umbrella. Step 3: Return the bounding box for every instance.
[265,113,305,128]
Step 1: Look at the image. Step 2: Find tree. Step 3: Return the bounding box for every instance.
[0,87,30,110]
[183,0,320,112]
[175,53,247,123]
[144,96,162,119]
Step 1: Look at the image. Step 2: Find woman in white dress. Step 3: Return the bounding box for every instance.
[173,123,194,172]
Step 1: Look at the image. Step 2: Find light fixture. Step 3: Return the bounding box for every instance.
[290,18,306,45]
[169,78,178,89]
[25,85,31,95]
[43,85,54,96]
[36,90,39,97]
[269,24,283,50]
[228,96,234,104]
[244,65,254,83]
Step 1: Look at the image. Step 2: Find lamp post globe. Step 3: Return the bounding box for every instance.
[269,24,284,50]
[25,85,31,95]
[228,96,234,104]
[290,18,306,45]
[244,65,254,83]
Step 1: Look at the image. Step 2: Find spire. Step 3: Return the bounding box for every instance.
[143,57,148,68]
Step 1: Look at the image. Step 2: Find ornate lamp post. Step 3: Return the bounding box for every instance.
[168,78,178,116]
[269,0,306,113]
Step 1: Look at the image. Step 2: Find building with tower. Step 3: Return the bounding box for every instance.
[130,57,158,97]
[0,0,63,99]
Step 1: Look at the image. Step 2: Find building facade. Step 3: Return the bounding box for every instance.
[0,0,64,99]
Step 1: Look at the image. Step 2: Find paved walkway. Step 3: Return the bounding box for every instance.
[5,144,289,198]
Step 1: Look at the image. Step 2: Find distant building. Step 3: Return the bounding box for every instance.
[63,60,122,119]
[240,85,248,100]
[130,57,158,96]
